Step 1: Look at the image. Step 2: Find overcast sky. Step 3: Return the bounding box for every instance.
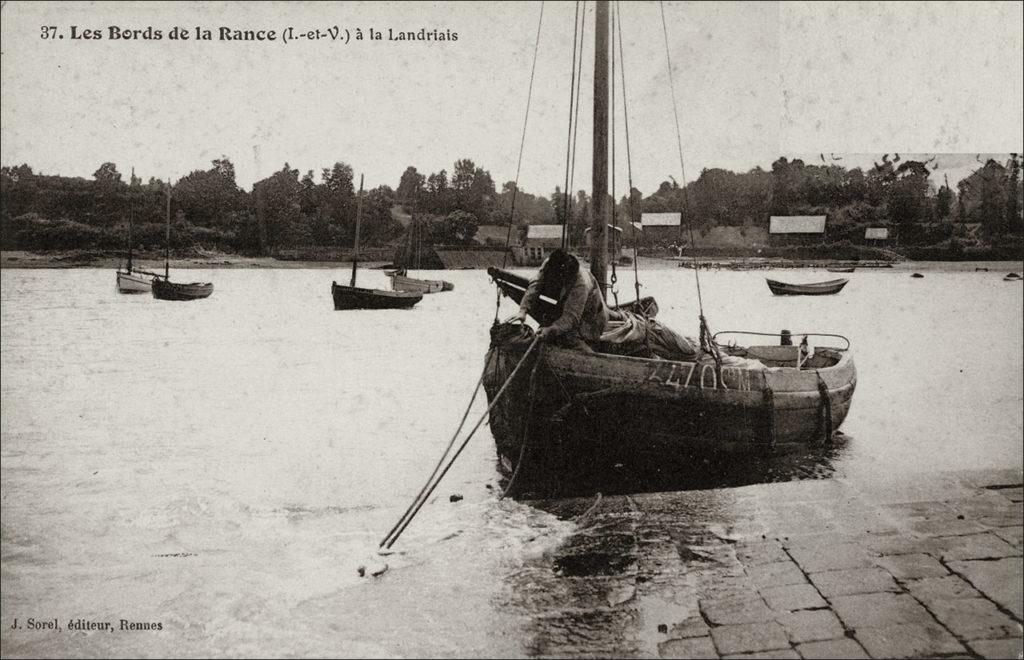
[1,1,1021,195]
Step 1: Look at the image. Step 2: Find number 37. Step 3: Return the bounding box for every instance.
[40,26,58,39]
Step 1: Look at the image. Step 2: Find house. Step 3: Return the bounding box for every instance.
[513,224,566,265]
[583,224,626,261]
[768,215,827,246]
[472,224,519,247]
[640,212,682,245]
[864,227,889,243]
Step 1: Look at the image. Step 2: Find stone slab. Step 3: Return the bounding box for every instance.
[760,584,827,612]
[903,574,982,604]
[854,622,966,658]
[809,568,899,597]
[874,553,949,579]
[949,557,1024,619]
[774,609,844,644]
[795,637,870,659]
[969,637,1024,659]
[658,636,719,659]
[829,592,933,629]
[786,542,875,573]
[746,561,807,589]
[710,622,791,656]
[701,595,774,626]
[929,597,1023,641]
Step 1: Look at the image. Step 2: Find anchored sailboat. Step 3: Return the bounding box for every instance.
[483,1,856,491]
[151,179,214,301]
[332,175,423,310]
[116,168,159,293]
[387,215,454,294]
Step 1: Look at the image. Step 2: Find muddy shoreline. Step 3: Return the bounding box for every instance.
[3,250,1022,273]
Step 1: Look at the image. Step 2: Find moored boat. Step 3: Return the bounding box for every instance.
[482,1,856,494]
[117,269,155,294]
[766,278,848,296]
[332,175,422,311]
[826,266,855,273]
[387,270,454,294]
[150,178,214,302]
[116,169,157,294]
[152,278,213,301]
[484,327,856,478]
[332,282,422,309]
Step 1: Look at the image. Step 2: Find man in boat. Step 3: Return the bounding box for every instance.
[514,248,609,351]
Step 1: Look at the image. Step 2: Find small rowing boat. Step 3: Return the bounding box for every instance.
[766,278,848,296]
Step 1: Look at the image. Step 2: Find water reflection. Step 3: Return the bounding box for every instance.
[503,484,748,656]
[501,433,849,500]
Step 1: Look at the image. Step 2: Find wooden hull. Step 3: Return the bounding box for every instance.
[151,278,214,301]
[388,272,454,294]
[766,278,848,296]
[116,270,152,294]
[483,330,856,487]
[826,267,855,273]
[332,281,422,310]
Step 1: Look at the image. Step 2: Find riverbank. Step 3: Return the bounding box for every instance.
[3,250,1023,274]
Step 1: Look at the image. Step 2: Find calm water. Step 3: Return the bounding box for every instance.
[1,266,1021,657]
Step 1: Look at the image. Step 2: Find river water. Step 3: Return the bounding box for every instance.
[1,265,1021,657]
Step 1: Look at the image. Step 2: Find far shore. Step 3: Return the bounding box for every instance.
[1,250,1021,274]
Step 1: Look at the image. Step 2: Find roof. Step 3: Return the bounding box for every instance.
[769,216,826,234]
[864,227,889,239]
[584,224,624,234]
[641,212,681,226]
[473,224,517,245]
[526,224,565,240]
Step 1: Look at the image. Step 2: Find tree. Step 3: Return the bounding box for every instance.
[396,166,425,209]
[93,162,122,184]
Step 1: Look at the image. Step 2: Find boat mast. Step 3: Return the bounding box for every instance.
[164,178,171,280]
[590,0,610,300]
[350,174,364,287]
[127,166,134,273]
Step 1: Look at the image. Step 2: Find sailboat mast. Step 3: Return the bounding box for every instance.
[127,167,134,273]
[590,0,610,300]
[350,174,364,288]
[164,179,171,280]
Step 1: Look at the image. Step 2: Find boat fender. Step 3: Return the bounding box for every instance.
[815,372,833,446]
[762,387,776,449]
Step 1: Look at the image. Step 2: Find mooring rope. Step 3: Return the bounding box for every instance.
[381,336,542,549]
[500,348,544,499]
[378,351,494,549]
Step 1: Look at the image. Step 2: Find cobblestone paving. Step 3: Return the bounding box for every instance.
[514,468,1023,658]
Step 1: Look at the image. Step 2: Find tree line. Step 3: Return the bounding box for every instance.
[1,154,1020,255]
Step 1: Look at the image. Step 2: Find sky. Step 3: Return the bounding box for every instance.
[1,1,1022,196]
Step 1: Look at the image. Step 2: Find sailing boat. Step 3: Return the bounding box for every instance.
[116,170,158,293]
[151,180,214,301]
[483,2,856,487]
[332,175,423,310]
[386,214,454,294]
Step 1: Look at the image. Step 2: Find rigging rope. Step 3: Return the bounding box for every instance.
[609,1,619,307]
[561,1,582,250]
[496,1,545,319]
[658,0,722,371]
[615,0,642,306]
[566,2,587,252]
